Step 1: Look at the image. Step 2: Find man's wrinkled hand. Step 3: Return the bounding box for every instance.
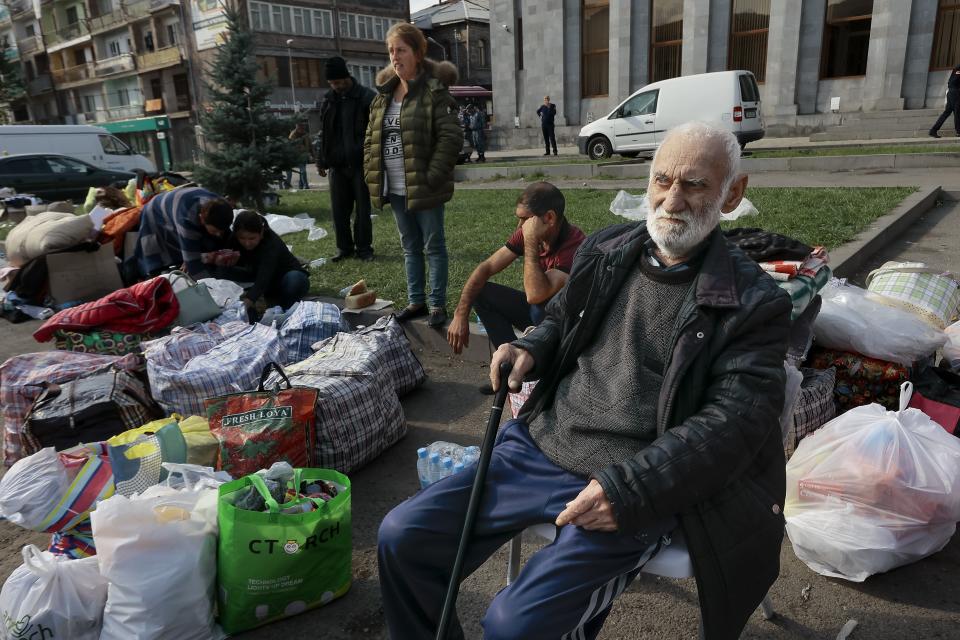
[447,314,470,354]
[522,213,549,246]
[490,343,534,392]
[556,480,618,532]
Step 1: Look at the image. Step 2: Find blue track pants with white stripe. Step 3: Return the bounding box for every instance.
[378,420,675,640]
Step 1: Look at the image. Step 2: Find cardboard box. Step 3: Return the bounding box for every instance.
[47,243,123,304]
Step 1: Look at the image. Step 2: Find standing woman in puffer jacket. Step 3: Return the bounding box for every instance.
[364,22,463,328]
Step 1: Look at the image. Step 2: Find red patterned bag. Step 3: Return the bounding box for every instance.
[205,363,318,478]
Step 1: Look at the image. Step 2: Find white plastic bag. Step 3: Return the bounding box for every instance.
[609,190,758,222]
[92,483,222,640]
[0,448,69,530]
[161,462,232,490]
[307,226,328,241]
[263,213,315,236]
[609,190,648,220]
[814,279,947,366]
[785,382,960,582]
[0,545,108,640]
[197,278,245,307]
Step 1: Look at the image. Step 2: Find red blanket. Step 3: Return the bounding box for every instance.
[34,277,180,342]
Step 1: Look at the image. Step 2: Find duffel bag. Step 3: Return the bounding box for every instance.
[307,314,425,396]
[268,367,406,474]
[786,367,837,458]
[22,367,157,453]
[53,329,153,356]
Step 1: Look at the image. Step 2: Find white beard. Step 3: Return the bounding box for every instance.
[646,197,722,260]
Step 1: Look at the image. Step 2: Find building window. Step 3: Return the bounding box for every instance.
[250,2,333,37]
[65,6,79,25]
[581,0,609,97]
[26,24,35,37]
[651,0,682,82]
[477,38,487,69]
[348,63,379,89]
[820,0,873,78]
[728,0,769,82]
[338,12,398,41]
[932,0,960,70]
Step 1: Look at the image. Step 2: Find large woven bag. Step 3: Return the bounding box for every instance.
[865,261,960,329]
[785,367,837,458]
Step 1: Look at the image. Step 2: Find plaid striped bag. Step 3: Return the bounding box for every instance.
[308,315,426,396]
[143,321,283,416]
[278,301,350,364]
[866,261,960,329]
[785,367,837,458]
[267,367,406,474]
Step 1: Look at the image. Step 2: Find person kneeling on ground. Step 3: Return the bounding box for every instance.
[130,187,233,280]
[446,181,585,393]
[378,122,792,640]
[217,211,310,316]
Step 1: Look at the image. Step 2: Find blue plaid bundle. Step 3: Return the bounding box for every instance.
[278,301,350,365]
[144,322,283,416]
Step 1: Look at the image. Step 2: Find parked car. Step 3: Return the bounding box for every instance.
[0,154,136,202]
[576,70,765,160]
[0,125,156,173]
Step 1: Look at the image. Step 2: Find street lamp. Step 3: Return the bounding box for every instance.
[286,38,297,112]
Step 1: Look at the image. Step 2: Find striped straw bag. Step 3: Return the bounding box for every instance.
[865,261,960,329]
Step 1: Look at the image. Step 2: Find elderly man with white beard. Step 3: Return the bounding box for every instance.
[377,122,793,640]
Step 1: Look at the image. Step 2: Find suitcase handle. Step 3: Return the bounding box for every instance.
[258,362,291,392]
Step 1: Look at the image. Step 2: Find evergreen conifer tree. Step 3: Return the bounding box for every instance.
[194,5,300,207]
[0,44,26,125]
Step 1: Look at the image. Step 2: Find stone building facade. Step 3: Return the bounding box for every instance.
[490,0,960,148]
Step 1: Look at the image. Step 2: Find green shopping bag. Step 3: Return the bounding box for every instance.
[217,468,352,634]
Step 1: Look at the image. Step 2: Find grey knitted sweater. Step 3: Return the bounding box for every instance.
[528,252,695,477]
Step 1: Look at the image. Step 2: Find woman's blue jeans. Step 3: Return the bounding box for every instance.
[388,195,448,309]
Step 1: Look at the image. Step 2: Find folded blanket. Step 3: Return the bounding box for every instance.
[33,277,179,342]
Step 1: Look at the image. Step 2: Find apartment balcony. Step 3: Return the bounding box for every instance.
[17,34,43,56]
[26,73,54,95]
[103,104,144,120]
[88,8,127,34]
[124,0,150,20]
[149,0,178,11]
[51,61,96,85]
[46,21,91,48]
[9,0,33,20]
[94,53,136,77]
[78,110,106,124]
[136,45,180,71]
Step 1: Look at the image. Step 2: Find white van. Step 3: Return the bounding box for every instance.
[577,70,764,160]
[0,125,156,173]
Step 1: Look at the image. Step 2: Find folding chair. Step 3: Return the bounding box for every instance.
[506,524,775,620]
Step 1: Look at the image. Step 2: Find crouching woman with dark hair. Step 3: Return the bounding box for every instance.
[219,211,310,314]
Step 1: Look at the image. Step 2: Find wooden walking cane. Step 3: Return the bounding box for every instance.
[435,361,512,640]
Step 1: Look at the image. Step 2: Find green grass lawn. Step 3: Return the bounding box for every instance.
[274,186,914,306]
[748,144,959,159]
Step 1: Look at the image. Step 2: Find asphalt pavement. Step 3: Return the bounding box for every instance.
[1,168,959,639]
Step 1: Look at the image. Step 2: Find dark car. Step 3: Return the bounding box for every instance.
[0,153,135,202]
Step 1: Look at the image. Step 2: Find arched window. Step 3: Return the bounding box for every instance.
[477,38,487,68]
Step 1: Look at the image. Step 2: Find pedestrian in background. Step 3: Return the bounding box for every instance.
[364,22,462,328]
[929,63,960,138]
[286,121,312,190]
[537,95,558,156]
[469,105,487,162]
[317,56,376,262]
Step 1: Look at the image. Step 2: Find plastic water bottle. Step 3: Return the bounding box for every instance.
[453,462,465,476]
[441,457,454,482]
[428,452,442,485]
[416,447,430,488]
[464,446,480,466]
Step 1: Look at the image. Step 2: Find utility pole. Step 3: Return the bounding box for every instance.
[286,38,296,112]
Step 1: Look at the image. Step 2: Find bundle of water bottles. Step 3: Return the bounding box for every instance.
[416,441,481,488]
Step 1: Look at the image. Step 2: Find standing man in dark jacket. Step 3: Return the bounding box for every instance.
[317,56,376,262]
[378,122,792,639]
[537,95,558,155]
[929,63,960,138]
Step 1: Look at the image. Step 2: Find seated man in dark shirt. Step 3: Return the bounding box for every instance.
[446,182,585,391]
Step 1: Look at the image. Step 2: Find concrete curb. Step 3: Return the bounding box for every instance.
[830,185,941,279]
[325,188,941,363]
[455,152,960,183]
